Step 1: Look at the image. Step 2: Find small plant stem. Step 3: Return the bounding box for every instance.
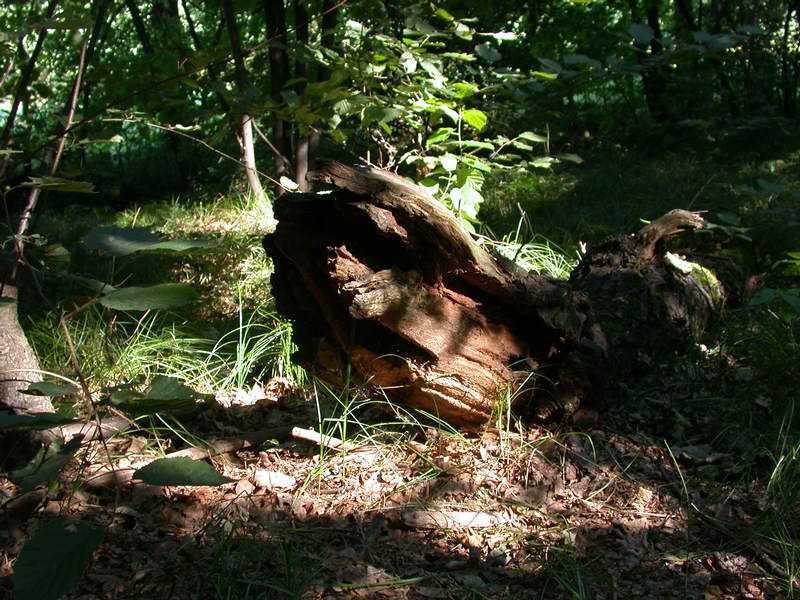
[59,313,122,503]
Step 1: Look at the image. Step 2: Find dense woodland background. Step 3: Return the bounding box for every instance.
[1,1,800,599]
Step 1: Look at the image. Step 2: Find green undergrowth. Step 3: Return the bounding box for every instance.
[480,133,800,260]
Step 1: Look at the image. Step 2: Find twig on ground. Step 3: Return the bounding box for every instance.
[85,426,293,488]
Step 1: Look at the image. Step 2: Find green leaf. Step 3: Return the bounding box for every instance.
[83,226,157,256]
[22,381,78,397]
[456,167,484,190]
[425,127,455,148]
[84,226,217,256]
[563,54,602,69]
[0,297,14,306]
[109,376,208,415]
[100,284,196,311]
[630,23,655,45]
[363,105,402,124]
[439,154,458,172]
[22,177,95,194]
[14,518,103,600]
[518,131,548,143]
[531,70,559,80]
[0,411,77,430]
[462,109,487,131]
[457,185,483,219]
[757,178,786,195]
[530,156,557,168]
[400,51,417,73]
[450,82,479,98]
[474,42,501,62]
[134,457,235,486]
[441,52,476,62]
[434,8,454,21]
[9,436,83,491]
[557,153,584,164]
[145,375,201,401]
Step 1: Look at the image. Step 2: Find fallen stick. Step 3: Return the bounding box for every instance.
[291,426,355,451]
[402,509,511,529]
[85,426,293,488]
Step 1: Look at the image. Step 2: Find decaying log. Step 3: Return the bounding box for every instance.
[264,161,721,426]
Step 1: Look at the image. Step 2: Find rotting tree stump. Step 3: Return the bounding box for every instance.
[263,161,724,426]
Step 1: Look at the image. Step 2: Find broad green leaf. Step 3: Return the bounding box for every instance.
[134,457,235,486]
[83,226,158,256]
[22,381,78,397]
[455,140,495,150]
[538,58,563,73]
[462,109,487,131]
[109,376,208,415]
[145,376,201,401]
[441,52,475,62]
[458,185,483,219]
[439,154,458,172]
[530,156,557,168]
[557,153,584,164]
[630,23,655,45]
[475,42,501,62]
[453,22,473,41]
[109,395,199,415]
[420,59,442,77]
[14,518,103,600]
[512,141,534,151]
[9,436,83,491]
[22,177,95,194]
[563,54,602,69]
[400,51,417,73]
[67,274,109,293]
[413,19,437,35]
[434,8,454,21]
[518,131,548,143]
[0,411,77,430]
[363,105,402,124]
[757,178,786,195]
[425,127,455,148]
[458,155,493,172]
[456,167,484,190]
[418,178,440,195]
[450,82,479,98]
[438,104,460,123]
[100,283,196,311]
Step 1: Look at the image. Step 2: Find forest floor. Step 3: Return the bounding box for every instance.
[0,361,790,599]
[1,141,798,598]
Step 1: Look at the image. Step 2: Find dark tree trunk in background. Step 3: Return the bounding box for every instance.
[293,0,311,191]
[124,0,153,53]
[264,162,723,426]
[264,0,291,184]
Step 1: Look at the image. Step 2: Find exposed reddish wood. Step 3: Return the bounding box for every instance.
[264,161,723,426]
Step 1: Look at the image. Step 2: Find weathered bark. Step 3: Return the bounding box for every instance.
[264,161,721,426]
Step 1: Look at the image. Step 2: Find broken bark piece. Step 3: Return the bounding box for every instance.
[264,161,723,426]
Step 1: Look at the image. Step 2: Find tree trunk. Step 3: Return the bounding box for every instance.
[264,162,722,426]
[264,0,291,184]
[222,0,266,202]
